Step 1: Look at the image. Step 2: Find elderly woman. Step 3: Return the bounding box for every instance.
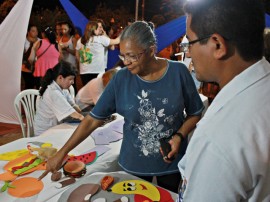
[40,21,204,192]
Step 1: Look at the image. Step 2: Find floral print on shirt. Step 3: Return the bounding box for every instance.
[134,90,176,156]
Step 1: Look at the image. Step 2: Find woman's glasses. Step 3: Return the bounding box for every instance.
[118,49,147,63]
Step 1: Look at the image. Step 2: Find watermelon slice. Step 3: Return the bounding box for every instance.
[67,151,97,165]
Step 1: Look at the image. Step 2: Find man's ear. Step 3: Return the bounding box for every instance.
[211,33,227,59]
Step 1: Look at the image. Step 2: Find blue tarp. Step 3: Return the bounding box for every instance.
[59,0,88,34]
[266,14,270,27]
[155,16,186,52]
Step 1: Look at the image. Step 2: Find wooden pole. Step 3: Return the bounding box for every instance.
[135,0,139,21]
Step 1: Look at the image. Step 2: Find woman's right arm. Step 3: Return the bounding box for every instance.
[39,115,104,180]
[109,36,120,46]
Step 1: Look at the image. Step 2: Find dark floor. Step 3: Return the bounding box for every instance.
[0,122,22,146]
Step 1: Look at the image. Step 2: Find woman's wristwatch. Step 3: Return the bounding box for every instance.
[174,132,185,142]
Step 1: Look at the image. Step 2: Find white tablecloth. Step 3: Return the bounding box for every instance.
[0,115,124,202]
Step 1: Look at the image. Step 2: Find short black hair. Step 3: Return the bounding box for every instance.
[27,24,37,32]
[184,0,265,61]
[40,61,77,96]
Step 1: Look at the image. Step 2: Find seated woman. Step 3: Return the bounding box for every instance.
[34,61,84,136]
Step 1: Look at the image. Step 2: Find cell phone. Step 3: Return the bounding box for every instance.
[159,137,175,161]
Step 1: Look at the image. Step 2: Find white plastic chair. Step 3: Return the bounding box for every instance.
[14,89,39,138]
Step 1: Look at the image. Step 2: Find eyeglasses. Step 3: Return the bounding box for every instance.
[118,49,147,63]
[179,35,212,53]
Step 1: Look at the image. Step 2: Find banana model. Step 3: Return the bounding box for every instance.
[108,180,160,201]
[0,149,29,161]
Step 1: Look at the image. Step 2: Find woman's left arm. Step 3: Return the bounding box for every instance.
[166,114,201,161]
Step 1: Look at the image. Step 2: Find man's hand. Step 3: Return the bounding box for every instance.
[38,152,66,180]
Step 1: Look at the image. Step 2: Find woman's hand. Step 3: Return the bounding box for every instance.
[162,135,181,163]
[32,40,40,52]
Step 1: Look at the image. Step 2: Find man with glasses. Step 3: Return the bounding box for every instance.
[177,0,270,201]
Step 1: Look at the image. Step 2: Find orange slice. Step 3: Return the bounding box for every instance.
[8,177,44,198]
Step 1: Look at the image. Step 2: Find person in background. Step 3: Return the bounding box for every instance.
[59,21,78,93]
[107,24,122,42]
[75,21,120,86]
[39,21,204,193]
[97,18,116,68]
[22,24,39,89]
[59,21,77,66]
[198,81,219,105]
[127,18,134,26]
[177,0,270,201]
[34,61,84,136]
[75,68,120,109]
[157,44,173,60]
[55,21,62,43]
[28,27,60,89]
[97,19,106,36]
[264,28,270,62]
[74,26,82,41]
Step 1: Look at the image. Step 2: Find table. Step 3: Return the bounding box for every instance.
[0,95,207,201]
[0,115,124,202]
